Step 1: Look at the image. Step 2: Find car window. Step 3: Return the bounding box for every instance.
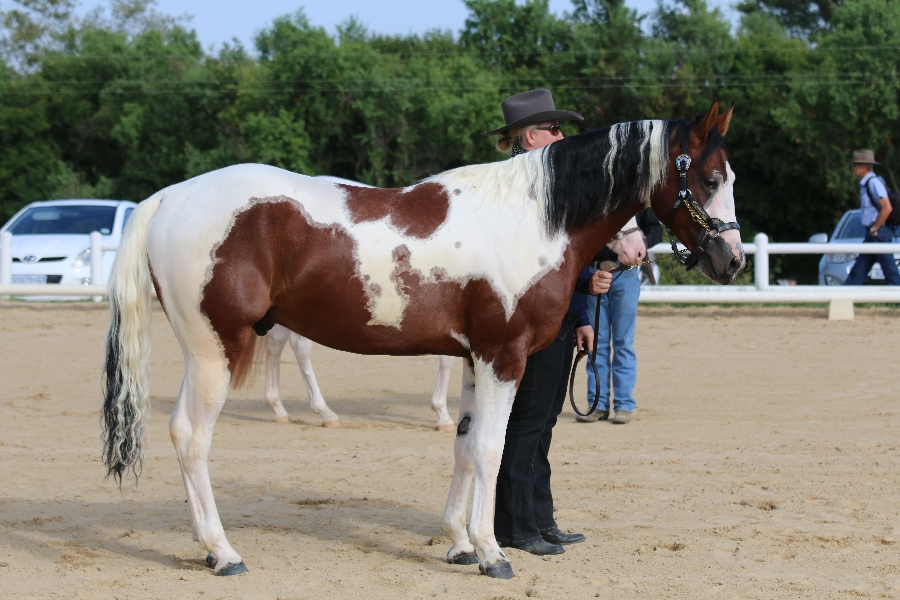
[836,212,866,239]
[122,207,134,229]
[8,205,117,235]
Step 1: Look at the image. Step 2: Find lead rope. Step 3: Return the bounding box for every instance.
[567,266,606,417]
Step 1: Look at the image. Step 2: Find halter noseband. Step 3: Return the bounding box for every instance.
[664,137,740,270]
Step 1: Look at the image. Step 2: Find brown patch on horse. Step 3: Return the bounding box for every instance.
[340,182,450,239]
[200,196,636,389]
[199,198,297,384]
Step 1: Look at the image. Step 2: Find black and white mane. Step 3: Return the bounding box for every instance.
[542,117,726,235]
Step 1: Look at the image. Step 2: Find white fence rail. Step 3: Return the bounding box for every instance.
[0,231,898,312]
[647,232,900,295]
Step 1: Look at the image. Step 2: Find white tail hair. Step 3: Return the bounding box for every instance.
[101,192,163,485]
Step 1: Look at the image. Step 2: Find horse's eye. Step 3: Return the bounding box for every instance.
[704,178,718,189]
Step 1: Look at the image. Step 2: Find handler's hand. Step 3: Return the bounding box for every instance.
[575,325,594,353]
[590,269,613,295]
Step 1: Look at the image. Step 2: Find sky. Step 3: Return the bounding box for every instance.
[76,0,710,53]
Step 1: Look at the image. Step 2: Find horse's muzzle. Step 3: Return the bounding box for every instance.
[699,236,745,284]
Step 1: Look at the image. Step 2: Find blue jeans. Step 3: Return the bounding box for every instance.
[844,226,900,285]
[585,268,640,413]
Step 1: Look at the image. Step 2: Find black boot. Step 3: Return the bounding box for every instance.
[541,526,586,545]
[500,538,565,555]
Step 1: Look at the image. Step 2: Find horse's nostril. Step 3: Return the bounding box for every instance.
[728,255,743,275]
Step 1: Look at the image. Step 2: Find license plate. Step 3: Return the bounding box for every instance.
[11,275,48,284]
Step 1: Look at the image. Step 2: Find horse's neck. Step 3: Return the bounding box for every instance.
[566,202,644,269]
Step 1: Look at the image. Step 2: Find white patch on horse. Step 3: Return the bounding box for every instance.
[705,161,742,256]
[451,331,471,351]
[340,154,567,327]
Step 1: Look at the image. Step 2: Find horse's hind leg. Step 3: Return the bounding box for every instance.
[264,325,292,423]
[432,355,456,432]
[288,332,341,427]
[170,355,246,575]
[442,360,477,564]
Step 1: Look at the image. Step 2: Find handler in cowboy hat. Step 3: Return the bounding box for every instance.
[845,149,900,285]
[483,87,585,156]
[483,88,613,555]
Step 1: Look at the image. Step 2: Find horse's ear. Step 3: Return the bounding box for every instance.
[689,99,720,150]
[715,102,734,137]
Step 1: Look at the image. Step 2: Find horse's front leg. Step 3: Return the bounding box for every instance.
[288,333,341,427]
[469,357,520,579]
[443,359,477,563]
[432,355,456,432]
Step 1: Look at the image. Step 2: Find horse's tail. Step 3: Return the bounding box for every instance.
[101,193,163,486]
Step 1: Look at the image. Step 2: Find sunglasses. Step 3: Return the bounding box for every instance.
[535,124,562,135]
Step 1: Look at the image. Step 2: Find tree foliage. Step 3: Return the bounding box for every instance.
[0,0,898,282]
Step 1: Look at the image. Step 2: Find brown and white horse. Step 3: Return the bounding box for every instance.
[260,219,644,429]
[102,101,742,579]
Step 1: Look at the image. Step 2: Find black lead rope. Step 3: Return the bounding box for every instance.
[568,261,622,417]
[568,284,603,418]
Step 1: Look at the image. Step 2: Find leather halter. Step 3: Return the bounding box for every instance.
[665,137,740,270]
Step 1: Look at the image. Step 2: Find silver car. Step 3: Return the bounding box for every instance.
[813,209,900,285]
[1,199,137,285]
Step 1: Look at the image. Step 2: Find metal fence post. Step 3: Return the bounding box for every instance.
[90,231,103,302]
[754,232,769,291]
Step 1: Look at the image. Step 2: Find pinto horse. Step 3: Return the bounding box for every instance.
[260,219,645,429]
[102,101,743,579]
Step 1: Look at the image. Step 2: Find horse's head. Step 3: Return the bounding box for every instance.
[655,100,745,284]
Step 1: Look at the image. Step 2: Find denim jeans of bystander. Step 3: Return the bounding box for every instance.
[585,267,640,413]
[844,226,900,286]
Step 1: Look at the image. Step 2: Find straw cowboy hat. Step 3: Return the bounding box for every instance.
[482,88,583,136]
[852,149,880,165]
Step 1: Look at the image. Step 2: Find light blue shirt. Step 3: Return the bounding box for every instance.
[860,172,889,227]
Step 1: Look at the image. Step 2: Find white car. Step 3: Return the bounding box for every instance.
[1,199,138,286]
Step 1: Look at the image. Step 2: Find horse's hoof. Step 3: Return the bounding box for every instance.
[215,561,249,576]
[205,553,215,568]
[436,423,456,433]
[480,561,514,579]
[447,551,479,565]
[274,416,291,424]
[322,419,342,428]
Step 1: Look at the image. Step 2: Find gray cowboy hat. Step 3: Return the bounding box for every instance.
[482,88,583,136]
[852,149,880,165]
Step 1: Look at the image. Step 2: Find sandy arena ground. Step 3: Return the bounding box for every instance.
[2,303,900,599]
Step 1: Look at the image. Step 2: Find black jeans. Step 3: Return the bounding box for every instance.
[495,314,578,545]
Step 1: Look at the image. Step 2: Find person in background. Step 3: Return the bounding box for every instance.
[844,149,900,286]
[483,88,613,556]
[576,208,661,424]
